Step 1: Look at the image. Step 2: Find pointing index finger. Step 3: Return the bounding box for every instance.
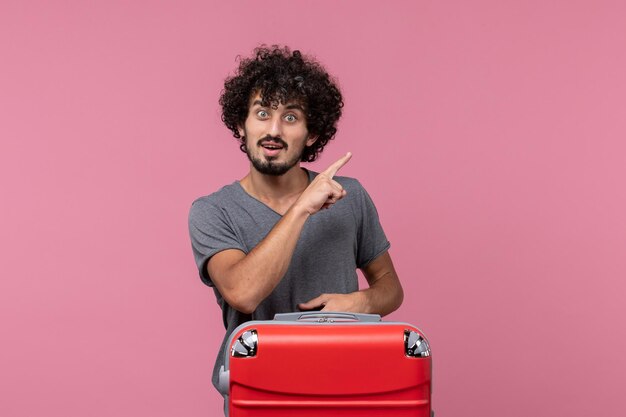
[323,152,352,178]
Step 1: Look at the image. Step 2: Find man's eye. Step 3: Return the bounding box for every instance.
[285,114,297,122]
[257,110,269,118]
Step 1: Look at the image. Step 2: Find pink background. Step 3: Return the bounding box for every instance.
[1,1,625,416]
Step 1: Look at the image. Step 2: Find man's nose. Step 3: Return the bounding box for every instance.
[267,116,283,137]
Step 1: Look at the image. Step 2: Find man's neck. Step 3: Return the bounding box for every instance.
[240,164,310,204]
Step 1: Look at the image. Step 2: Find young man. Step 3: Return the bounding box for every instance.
[188,46,403,395]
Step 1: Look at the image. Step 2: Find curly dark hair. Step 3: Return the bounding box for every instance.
[219,45,344,162]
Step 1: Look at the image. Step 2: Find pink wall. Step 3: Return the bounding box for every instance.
[1,1,625,416]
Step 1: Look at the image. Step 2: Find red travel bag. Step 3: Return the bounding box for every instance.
[218,312,433,416]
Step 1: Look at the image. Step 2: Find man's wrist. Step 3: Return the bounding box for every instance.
[355,290,372,314]
[289,201,313,218]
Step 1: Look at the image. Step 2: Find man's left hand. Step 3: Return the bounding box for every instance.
[298,292,367,313]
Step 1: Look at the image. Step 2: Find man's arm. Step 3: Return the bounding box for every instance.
[358,251,404,316]
[298,251,404,317]
[207,153,352,314]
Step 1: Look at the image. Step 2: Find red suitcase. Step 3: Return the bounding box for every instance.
[218,312,432,416]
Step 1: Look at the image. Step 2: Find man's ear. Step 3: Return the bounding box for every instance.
[306,135,318,147]
[237,124,244,138]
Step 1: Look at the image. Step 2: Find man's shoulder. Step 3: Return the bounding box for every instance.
[191,181,241,209]
[189,182,244,225]
[334,175,364,192]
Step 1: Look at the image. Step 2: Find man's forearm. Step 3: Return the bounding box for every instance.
[357,272,404,317]
[300,252,405,317]
[226,204,310,313]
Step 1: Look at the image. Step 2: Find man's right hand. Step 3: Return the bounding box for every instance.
[293,152,352,216]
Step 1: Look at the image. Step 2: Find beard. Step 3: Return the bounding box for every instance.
[244,135,304,176]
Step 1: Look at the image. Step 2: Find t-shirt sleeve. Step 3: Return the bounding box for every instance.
[354,181,391,268]
[188,198,247,287]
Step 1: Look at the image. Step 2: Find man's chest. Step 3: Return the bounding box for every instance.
[228,200,357,253]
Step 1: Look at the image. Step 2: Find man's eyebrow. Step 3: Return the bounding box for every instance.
[285,103,305,111]
[250,100,305,111]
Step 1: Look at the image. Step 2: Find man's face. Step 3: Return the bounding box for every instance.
[238,91,316,176]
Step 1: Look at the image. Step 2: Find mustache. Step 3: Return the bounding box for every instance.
[257,135,288,149]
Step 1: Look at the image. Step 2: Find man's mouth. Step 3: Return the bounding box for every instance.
[261,143,284,150]
[259,137,287,148]
[258,137,287,157]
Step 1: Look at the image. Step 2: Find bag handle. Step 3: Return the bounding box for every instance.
[273,311,382,323]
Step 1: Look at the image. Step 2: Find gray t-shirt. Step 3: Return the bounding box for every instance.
[188,169,390,393]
